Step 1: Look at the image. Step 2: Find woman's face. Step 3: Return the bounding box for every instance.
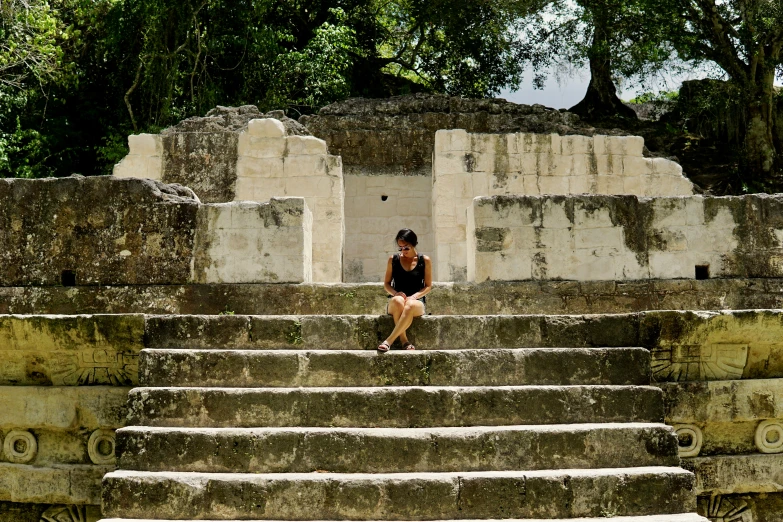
[397,239,415,258]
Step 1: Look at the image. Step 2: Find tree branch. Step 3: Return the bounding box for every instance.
[686,0,748,82]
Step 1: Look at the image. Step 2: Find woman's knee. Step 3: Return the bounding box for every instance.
[389,296,405,311]
[402,300,422,314]
[404,300,424,316]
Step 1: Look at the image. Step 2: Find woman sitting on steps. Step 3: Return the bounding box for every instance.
[378,228,432,352]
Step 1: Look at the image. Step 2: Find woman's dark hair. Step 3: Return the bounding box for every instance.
[395,228,418,246]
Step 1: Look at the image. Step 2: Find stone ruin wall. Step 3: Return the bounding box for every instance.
[434,130,694,281]
[114,106,341,282]
[467,194,779,283]
[0,314,142,522]
[648,310,783,519]
[2,97,782,521]
[303,95,694,282]
[0,176,312,285]
[233,119,343,283]
[113,97,695,284]
[303,95,585,282]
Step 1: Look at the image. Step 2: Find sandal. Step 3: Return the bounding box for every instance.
[377,341,391,352]
[402,342,416,350]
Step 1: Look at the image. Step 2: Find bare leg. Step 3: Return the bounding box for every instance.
[381,296,405,350]
[384,299,425,346]
[389,297,411,345]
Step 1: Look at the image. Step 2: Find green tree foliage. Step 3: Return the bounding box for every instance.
[370,0,527,97]
[0,0,527,178]
[0,0,67,177]
[656,0,783,179]
[518,0,679,119]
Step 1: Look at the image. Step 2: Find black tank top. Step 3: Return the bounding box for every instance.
[391,253,427,302]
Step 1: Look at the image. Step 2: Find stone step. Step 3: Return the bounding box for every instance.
[98,516,710,522]
[116,423,680,474]
[144,314,640,350]
[128,385,664,428]
[98,517,710,522]
[13,278,780,317]
[101,467,697,520]
[139,347,651,387]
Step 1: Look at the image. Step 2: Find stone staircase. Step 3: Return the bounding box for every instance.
[99,314,708,521]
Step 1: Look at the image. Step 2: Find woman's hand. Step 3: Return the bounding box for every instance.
[406,294,418,302]
[394,292,407,299]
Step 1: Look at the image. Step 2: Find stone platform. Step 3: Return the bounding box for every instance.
[1,300,782,520]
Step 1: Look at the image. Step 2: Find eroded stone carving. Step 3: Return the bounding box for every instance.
[652,343,748,382]
[87,429,116,465]
[675,424,703,457]
[53,349,139,386]
[755,419,783,454]
[3,429,37,463]
[40,504,87,522]
[699,494,752,522]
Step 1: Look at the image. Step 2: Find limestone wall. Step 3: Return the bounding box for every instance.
[467,194,783,282]
[0,176,312,285]
[0,315,144,522]
[193,199,313,284]
[233,119,343,282]
[301,94,587,283]
[434,130,695,280]
[343,175,433,282]
[114,114,342,282]
[300,94,588,178]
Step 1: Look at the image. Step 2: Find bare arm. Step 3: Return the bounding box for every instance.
[410,255,433,300]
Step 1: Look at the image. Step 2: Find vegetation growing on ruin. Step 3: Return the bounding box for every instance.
[0,0,781,189]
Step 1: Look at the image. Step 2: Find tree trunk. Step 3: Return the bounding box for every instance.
[569,6,637,121]
[742,68,778,178]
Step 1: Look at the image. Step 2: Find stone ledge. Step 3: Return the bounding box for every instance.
[139,347,651,387]
[102,467,696,519]
[0,463,109,504]
[126,385,664,428]
[663,379,783,423]
[4,279,783,316]
[684,453,783,495]
[98,513,709,522]
[0,386,130,428]
[115,422,679,473]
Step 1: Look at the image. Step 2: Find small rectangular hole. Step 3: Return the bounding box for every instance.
[695,265,710,280]
[61,270,76,286]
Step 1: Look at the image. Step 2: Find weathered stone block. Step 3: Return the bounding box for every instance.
[192,198,312,284]
[623,156,652,177]
[538,176,570,194]
[248,118,286,138]
[596,175,626,193]
[127,133,162,156]
[685,453,783,495]
[434,129,469,152]
[0,463,108,505]
[161,130,239,203]
[238,134,286,158]
[283,155,328,178]
[653,157,685,177]
[286,135,328,155]
[569,175,591,194]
